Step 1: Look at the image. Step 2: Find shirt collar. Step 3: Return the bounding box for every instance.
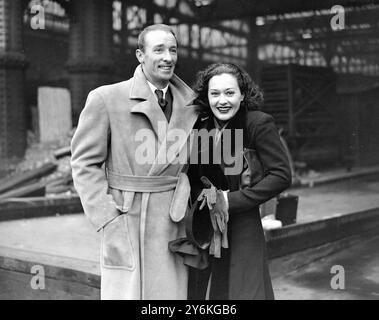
[147,80,169,99]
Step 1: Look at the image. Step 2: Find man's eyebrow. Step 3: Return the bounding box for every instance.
[209,88,235,90]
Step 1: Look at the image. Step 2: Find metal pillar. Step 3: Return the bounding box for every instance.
[67,0,114,124]
[247,17,260,85]
[0,0,28,160]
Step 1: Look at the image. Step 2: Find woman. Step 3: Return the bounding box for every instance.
[187,63,292,300]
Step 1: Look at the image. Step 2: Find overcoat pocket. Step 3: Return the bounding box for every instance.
[101,213,136,270]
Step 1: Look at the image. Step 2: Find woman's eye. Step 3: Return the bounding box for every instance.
[210,92,219,96]
[226,91,234,96]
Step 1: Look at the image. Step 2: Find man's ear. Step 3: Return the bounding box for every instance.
[136,49,144,64]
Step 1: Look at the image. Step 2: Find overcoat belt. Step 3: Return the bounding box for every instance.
[106,171,190,299]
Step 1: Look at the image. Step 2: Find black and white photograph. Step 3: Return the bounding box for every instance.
[0,0,379,304]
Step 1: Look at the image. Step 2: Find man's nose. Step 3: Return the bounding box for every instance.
[163,50,173,62]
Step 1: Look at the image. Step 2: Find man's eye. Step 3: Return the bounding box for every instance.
[210,92,219,96]
[170,48,177,53]
[154,48,163,53]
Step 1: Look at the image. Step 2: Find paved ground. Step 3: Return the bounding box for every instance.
[273,234,379,300]
[289,174,379,222]
[0,214,100,269]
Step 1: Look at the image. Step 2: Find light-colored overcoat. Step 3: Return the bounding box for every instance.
[71,65,198,300]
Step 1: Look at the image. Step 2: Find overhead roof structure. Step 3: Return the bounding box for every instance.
[32,0,379,76]
[126,0,379,22]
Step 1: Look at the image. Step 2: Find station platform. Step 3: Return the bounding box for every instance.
[273,234,379,300]
[291,165,379,223]
[1,164,379,299]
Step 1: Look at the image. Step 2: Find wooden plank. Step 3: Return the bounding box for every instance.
[45,173,73,194]
[53,146,71,159]
[266,207,379,259]
[0,267,99,300]
[269,229,379,279]
[0,196,82,222]
[0,181,46,200]
[0,162,57,194]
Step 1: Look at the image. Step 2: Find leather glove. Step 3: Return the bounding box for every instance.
[197,176,217,210]
[212,190,229,250]
[209,229,222,258]
[213,190,229,232]
[197,176,229,257]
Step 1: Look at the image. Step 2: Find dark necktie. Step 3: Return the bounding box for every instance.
[155,89,167,109]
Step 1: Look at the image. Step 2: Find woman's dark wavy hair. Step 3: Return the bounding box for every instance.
[192,63,263,117]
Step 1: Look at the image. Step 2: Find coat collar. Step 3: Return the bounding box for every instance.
[129,65,194,105]
[130,65,167,143]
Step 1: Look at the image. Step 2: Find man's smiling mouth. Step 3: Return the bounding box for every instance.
[159,65,172,70]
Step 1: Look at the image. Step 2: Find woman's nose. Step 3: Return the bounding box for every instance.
[219,94,227,104]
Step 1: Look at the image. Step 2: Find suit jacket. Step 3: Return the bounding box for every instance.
[188,110,291,300]
[71,65,198,299]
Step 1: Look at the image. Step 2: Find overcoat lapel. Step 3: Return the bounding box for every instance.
[130,66,167,144]
[149,76,198,176]
[129,65,198,177]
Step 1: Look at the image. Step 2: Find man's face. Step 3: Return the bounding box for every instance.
[136,30,178,88]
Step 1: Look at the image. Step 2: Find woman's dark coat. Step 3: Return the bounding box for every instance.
[187,110,292,300]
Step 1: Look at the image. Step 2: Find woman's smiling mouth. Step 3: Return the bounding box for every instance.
[217,106,232,113]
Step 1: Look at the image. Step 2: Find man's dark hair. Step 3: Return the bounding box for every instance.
[137,24,178,52]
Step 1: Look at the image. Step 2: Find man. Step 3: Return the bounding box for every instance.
[71,24,198,300]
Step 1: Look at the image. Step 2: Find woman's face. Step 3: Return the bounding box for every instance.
[207,73,244,123]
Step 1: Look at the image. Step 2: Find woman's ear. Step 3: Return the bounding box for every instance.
[241,95,245,102]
